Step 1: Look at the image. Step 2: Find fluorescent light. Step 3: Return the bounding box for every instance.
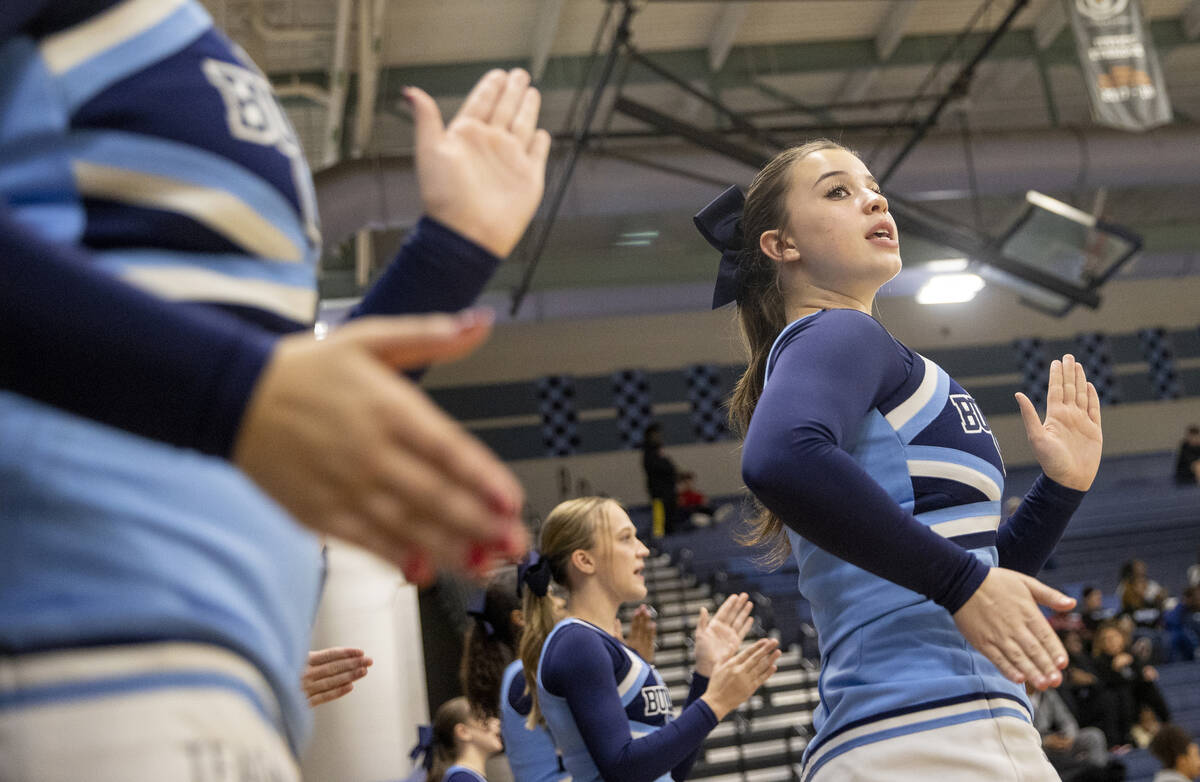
[619,230,659,239]
[924,258,969,272]
[916,273,985,304]
[614,239,654,247]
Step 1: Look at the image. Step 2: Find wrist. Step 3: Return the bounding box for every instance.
[699,693,731,721]
[424,210,514,258]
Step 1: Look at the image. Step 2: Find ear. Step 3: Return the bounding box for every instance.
[453,722,472,744]
[759,229,801,264]
[569,548,597,577]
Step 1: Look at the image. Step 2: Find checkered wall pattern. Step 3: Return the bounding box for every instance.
[612,369,653,449]
[1075,332,1120,405]
[1013,337,1049,405]
[1137,327,1181,400]
[536,374,580,457]
[685,364,728,442]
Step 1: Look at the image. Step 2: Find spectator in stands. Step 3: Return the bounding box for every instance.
[1149,724,1200,782]
[641,423,685,536]
[1188,548,1200,589]
[1164,584,1200,662]
[1061,629,1123,750]
[1082,586,1116,642]
[1120,561,1168,623]
[1174,425,1200,486]
[1027,681,1118,781]
[1093,622,1171,747]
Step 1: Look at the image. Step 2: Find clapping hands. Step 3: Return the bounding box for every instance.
[693,592,756,677]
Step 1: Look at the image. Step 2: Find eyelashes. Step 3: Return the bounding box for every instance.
[824,183,886,200]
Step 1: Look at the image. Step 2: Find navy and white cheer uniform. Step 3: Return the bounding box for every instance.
[500,659,570,782]
[742,309,1085,781]
[1,0,504,764]
[536,618,713,782]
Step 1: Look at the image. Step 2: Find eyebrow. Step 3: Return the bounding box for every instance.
[812,170,879,189]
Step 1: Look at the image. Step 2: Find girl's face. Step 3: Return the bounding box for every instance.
[768,148,902,301]
[461,713,503,756]
[592,506,650,603]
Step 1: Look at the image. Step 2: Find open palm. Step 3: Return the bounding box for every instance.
[1015,353,1103,491]
[407,69,552,259]
[693,592,755,677]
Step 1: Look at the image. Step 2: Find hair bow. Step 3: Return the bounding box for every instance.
[693,185,746,309]
[410,724,434,770]
[518,551,551,598]
[465,588,496,638]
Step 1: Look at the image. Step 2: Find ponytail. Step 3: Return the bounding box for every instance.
[460,568,520,719]
[517,497,614,729]
[727,139,851,569]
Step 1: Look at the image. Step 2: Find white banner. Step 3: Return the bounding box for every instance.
[1068,0,1172,131]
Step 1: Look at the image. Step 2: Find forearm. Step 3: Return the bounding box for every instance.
[743,434,988,613]
[1,208,274,458]
[670,674,711,781]
[996,474,1085,575]
[578,700,717,782]
[350,217,501,319]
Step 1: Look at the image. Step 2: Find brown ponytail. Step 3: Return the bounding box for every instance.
[517,496,615,730]
[459,567,521,719]
[728,139,851,568]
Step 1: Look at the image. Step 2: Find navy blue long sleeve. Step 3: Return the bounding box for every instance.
[351,217,501,320]
[0,205,275,459]
[541,627,718,782]
[997,474,1085,575]
[670,674,710,782]
[741,310,989,614]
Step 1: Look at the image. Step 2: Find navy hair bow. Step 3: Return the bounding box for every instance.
[518,551,551,598]
[693,185,746,309]
[410,724,434,770]
[465,588,496,638]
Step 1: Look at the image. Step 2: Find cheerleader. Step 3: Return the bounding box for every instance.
[417,697,503,782]
[694,139,1103,780]
[520,497,779,782]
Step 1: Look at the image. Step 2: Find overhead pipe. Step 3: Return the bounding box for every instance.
[320,0,354,168]
[314,123,1200,247]
[250,0,334,43]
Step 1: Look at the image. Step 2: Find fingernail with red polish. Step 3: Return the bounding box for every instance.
[466,543,488,571]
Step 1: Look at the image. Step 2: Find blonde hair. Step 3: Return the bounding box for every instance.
[518,496,616,729]
[728,139,854,569]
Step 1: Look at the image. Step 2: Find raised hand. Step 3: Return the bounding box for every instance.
[700,638,781,720]
[1015,354,1102,491]
[953,567,1076,690]
[693,592,755,677]
[233,311,528,584]
[627,604,658,663]
[302,647,373,707]
[407,69,553,259]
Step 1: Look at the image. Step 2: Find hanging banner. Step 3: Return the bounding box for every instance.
[1068,0,1172,131]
